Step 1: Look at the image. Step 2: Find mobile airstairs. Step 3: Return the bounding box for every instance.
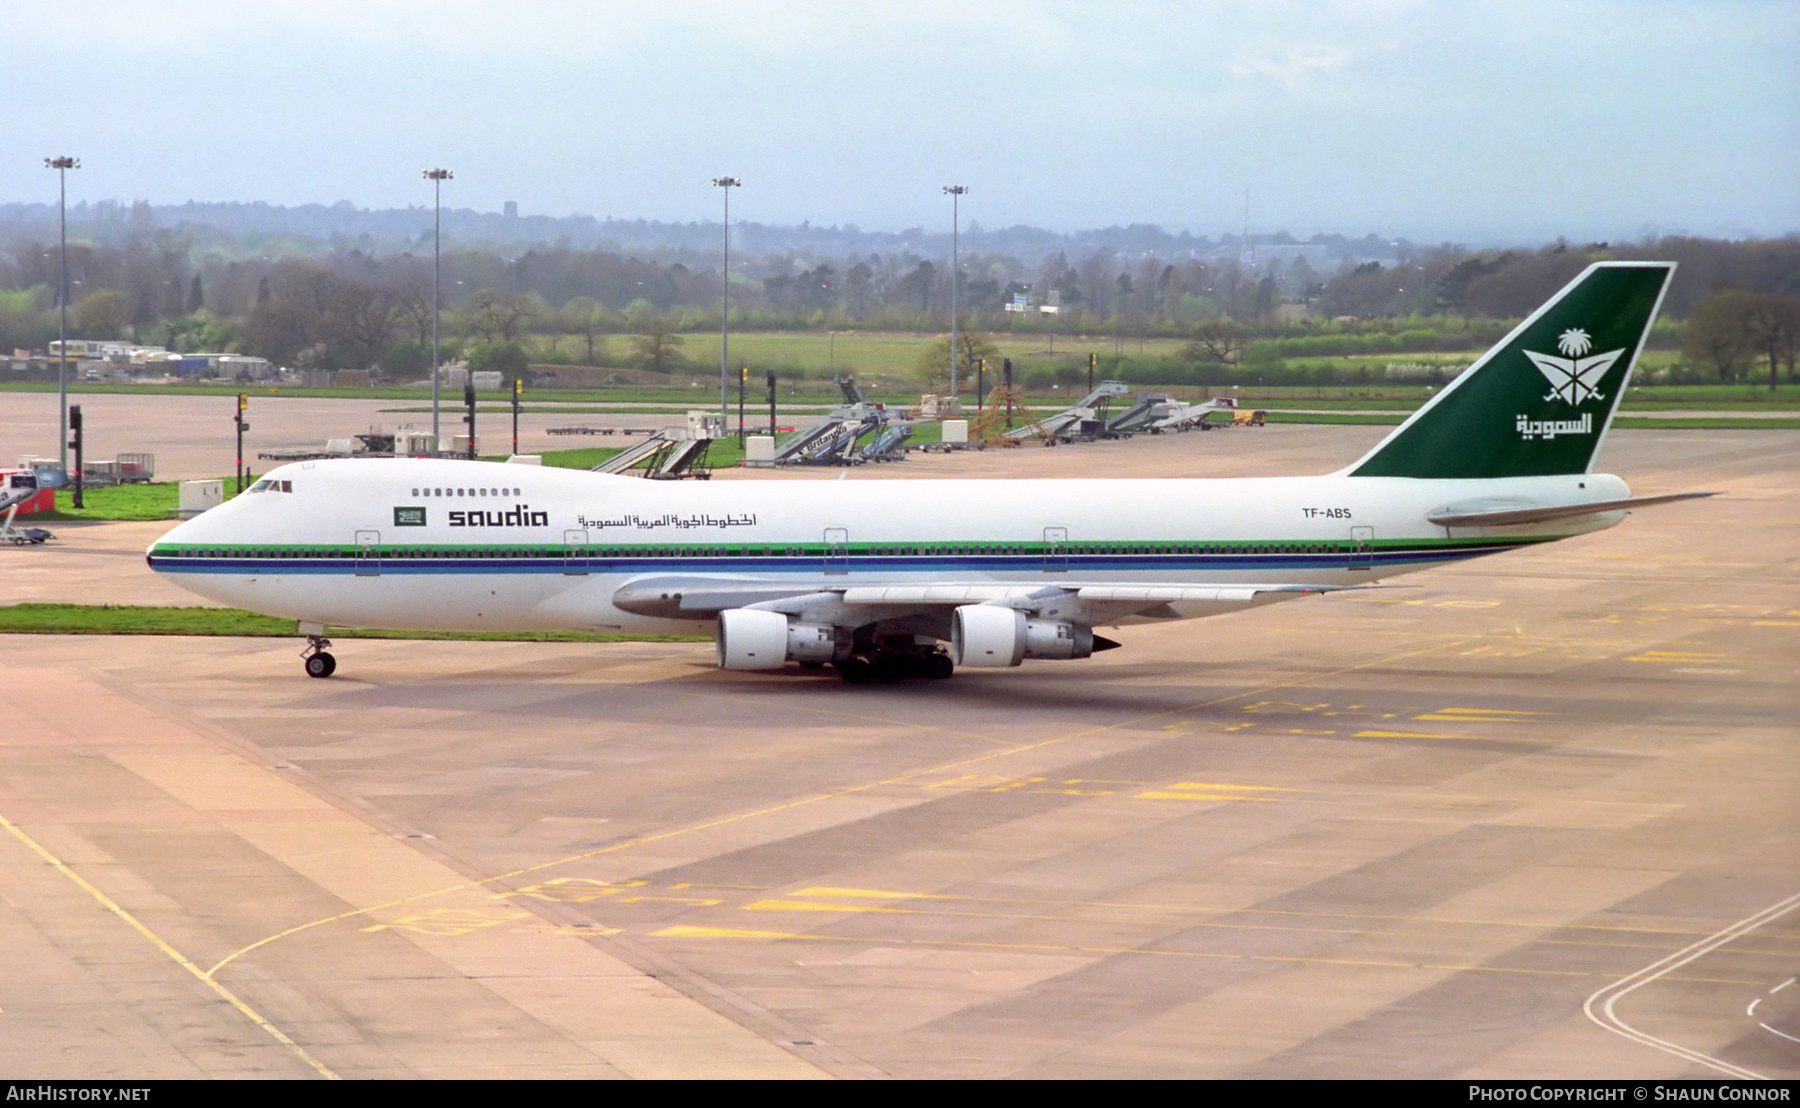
[1,470,54,544]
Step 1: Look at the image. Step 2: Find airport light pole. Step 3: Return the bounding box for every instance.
[45,156,79,471]
[713,177,740,429]
[944,185,967,402]
[424,168,453,448]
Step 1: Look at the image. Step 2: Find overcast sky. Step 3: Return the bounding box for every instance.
[8,0,1796,245]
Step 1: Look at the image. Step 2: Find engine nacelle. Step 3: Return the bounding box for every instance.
[716,608,838,670]
[1023,616,1096,660]
[951,605,1095,667]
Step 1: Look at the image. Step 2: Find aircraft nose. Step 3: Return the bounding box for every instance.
[148,512,206,564]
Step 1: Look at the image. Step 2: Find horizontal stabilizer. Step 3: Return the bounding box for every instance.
[1427,491,1713,528]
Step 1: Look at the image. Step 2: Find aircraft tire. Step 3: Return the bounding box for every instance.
[305,652,337,679]
[836,657,873,685]
[923,652,954,680]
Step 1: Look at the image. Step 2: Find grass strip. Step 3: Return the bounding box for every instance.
[0,604,705,643]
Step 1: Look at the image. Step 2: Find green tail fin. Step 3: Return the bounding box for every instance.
[1346,261,1674,479]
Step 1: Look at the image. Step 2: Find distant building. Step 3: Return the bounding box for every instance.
[41,342,273,381]
[216,355,275,381]
[1255,243,1331,270]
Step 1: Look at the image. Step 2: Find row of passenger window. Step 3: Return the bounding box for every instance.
[410,486,524,498]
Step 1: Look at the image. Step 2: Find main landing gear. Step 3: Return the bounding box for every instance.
[833,648,954,685]
[302,634,337,679]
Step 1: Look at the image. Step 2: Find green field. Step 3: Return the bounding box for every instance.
[32,479,237,522]
[669,329,1188,378]
[7,328,1795,413]
[0,603,705,642]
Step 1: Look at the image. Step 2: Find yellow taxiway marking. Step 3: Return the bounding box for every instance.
[357,881,1797,969]
[744,899,910,913]
[504,877,648,903]
[645,923,1765,986]
[1415,707,1548,723]
[657,926,811,941]
[1351,730,1469,740]
[1627,650,1733,664]
[206,630,1548,975]
[1,811,340,1080]
[362,907,530,935]
[728,887,1800,951]
[1135,781,1295,802]
[796,886,944,901]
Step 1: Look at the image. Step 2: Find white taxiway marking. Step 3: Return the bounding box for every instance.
[1757,977,1800,1046]
[1585,890,1800,1080]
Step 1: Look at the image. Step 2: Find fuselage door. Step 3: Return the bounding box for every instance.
[1044,526,1069,574]
[564,528,589,576]
[1350,525,1374,571]
[824,527,849,575]
[355,529,381,576]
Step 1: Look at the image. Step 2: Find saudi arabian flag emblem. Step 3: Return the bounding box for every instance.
[1523,328,1625,406]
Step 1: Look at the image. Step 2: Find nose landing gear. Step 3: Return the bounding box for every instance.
[301,634,336,679]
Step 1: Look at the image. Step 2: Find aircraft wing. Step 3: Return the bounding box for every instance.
[611,577,1362,626]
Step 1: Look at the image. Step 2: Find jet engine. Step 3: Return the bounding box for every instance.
[716,608,840,670]
[950,604,1095,667]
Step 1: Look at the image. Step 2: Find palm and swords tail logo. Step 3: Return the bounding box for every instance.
[1524,328,1624,405]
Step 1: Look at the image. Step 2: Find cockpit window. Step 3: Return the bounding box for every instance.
[248,479,293,493]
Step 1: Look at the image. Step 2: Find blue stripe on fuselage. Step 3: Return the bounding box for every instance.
[145,543,1524,577]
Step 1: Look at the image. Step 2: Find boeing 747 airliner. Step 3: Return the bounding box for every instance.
[147,262,1703,683]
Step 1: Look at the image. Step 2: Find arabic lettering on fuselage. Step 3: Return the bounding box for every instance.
[578,512,759,531]
[1514,412,1592,441]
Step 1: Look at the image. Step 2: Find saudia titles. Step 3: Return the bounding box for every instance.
[394,503,552,528]
[449,502,551,528]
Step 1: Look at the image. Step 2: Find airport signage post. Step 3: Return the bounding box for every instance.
[46,156,80,471]
[464,383,478,460]
[235,393,250,492]
[713,176,741,431]
[424,168,453,446]
[511,378,521,456]
[67,405,83,509]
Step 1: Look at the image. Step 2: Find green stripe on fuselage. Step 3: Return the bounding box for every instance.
[149,534,1555,563]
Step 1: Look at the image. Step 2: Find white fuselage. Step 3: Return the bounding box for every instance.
[146,457,1630,634]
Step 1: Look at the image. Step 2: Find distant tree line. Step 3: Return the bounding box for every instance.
[1,204,1794,389]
